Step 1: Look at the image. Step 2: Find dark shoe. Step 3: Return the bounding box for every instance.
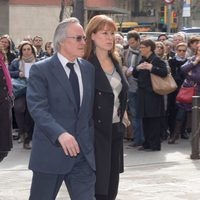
[138,146,149,151]
[23,143,31,150]
[13,135,20,140]
[168,134,179,144]
[128,143,142,148]
[168,138,176,144]
[181,131,189,139]
[152,148,161,151]
[0,152,8,162]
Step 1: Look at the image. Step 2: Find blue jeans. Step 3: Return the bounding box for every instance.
[128,91,144,145]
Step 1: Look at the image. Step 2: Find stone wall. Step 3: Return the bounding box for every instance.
[0,0,9,35]
[9,4,61,46]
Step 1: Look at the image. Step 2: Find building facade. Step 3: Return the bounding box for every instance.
[0,0,199,46]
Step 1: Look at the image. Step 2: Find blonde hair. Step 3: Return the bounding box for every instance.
[84,15,118,62]
[175,42,187,50]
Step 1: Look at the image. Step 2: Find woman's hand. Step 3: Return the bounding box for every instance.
[19,71,25,78]
[137,62,153,71]
[193,56,200,65]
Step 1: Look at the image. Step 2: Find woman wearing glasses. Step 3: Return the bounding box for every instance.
[9,41,37,149]
[169,43,200,144]
[84,15,128,200]
[167,43,188,143]
[132,39,168,151]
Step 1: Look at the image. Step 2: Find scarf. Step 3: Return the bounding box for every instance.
[0,52,12,96]
[175,54,187,62]
[19,55,35,75]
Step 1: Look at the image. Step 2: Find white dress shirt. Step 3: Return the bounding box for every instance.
[57,52,83,106]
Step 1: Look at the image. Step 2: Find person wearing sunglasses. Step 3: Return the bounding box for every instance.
[155,41,165,60]
[170,43,200,145]
[26,17,96,200]
[167,43,188,144]
[84,15,128,200]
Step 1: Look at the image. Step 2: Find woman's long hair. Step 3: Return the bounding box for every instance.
[84,15,119,62]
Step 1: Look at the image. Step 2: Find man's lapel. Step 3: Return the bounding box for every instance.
[77,59,89,114]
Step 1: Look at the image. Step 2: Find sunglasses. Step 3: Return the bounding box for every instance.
[177,49,186,52]
[66,35,86,42]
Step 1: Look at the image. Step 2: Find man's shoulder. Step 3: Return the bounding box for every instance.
[78,58,95,71]
[34,55,56,68]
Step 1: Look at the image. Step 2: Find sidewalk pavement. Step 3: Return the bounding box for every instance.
[0,139,200,200]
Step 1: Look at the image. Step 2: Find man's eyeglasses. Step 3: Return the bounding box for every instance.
[66,35,86,42]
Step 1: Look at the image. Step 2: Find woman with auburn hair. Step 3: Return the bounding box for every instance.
[84,15,128,200]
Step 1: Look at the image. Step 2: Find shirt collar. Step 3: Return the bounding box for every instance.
[57,52,78,67]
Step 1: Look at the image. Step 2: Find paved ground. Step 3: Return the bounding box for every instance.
[0,139,200,200]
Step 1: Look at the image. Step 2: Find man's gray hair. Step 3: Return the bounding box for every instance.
[53,17,80,52]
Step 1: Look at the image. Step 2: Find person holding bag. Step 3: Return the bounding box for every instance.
[181,44,200,96]
[167,43,188,143]
[132,39,168,151]
[169,44,200,144]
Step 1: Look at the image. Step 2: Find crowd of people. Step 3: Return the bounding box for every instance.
[120,30,200,152]
[0,14,200,200]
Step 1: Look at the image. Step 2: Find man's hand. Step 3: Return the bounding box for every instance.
[58,132,80,157]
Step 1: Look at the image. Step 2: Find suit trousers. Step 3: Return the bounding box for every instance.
[29,153,96,200]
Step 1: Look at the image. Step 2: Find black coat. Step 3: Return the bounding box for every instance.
[88,54,128,195]
[168,58,187,87]
[0,65,13,152]
[133,53,168,118]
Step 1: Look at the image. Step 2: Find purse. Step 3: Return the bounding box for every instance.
[176,86,196,104]
[150,73,178,95]
[12,78,27,98]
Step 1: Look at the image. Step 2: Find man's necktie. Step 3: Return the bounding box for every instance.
[66,62,80,109]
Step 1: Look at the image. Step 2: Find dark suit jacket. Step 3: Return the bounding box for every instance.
[26,54,95,174]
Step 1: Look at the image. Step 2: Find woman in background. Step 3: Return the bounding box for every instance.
[170,43,200,144]
[167,43,188,143]
[0,40,13,162]
[9,41,36,149]
[84,15,128,200]
[0,34,17,65]
[43,41,54,57]
[133,39,168,151]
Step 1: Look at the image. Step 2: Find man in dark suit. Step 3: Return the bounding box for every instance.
[26,17,96,200]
